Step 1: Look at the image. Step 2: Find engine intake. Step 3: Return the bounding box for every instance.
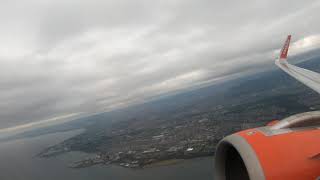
[214,134,264,180]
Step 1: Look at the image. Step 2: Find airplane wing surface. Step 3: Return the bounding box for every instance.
[275,35,320,94]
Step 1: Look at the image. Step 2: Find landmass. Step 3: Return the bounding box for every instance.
[37,57,320,168]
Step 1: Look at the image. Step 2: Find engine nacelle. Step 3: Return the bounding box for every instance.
[214,111,320,180]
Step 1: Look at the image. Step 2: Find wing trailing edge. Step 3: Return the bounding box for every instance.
[275,35,320,94]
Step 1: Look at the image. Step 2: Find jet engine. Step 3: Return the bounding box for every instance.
[214,111,320,180]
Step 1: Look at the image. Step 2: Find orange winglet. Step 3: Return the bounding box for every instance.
[280,35,291,60]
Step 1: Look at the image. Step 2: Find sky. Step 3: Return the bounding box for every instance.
[1,0,320,132]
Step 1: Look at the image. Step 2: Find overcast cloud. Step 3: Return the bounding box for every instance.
[1,0,320,130]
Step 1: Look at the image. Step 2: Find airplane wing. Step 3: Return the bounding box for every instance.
[275,35,320,94]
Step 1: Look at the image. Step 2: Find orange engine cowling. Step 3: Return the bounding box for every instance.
[214,111,320,180]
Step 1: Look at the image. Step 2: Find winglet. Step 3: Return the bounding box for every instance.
[279,35,291,60]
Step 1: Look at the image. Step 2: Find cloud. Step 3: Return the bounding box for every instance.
[0,0,320,130]
[0,113,82,137]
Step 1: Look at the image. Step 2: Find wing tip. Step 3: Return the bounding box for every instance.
[279,35,291,60]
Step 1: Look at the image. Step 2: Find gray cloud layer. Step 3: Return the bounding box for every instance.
[1,0,320,129]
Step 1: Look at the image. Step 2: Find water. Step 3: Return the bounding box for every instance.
[0,129,214,180]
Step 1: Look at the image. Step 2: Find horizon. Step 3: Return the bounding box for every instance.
[2,52,320,137]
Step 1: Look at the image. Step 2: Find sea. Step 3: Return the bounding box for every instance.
[0,129,214,180]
